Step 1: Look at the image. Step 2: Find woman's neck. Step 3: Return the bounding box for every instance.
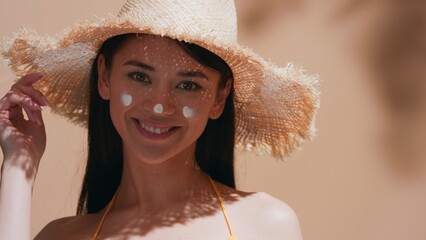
[115,144,208,211]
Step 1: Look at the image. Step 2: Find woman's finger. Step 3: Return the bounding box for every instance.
[13,85,50,107]
[11,73,49,107]
[33,110,44,127]
[0,91,42,126]
[12,73,43,87]
[7,91,42,112]
[22,105,44,127]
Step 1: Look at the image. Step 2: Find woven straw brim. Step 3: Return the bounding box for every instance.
[1,18,320,159]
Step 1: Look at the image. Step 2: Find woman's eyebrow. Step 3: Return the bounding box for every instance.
[123,60,208,80]
[123,60,155,71]
[177,71,209,80]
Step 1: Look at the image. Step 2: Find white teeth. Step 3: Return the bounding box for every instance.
[139,121,171,135]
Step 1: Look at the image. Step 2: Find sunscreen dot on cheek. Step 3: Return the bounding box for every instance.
[121,93,133,106]
[154,103,164,113]
[183,106,195,118]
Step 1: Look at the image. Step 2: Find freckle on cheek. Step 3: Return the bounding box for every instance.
[121,93,133,106]
[183,106,195,118]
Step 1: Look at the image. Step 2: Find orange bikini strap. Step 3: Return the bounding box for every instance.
[208,176,238,240]
[91,192,118,240]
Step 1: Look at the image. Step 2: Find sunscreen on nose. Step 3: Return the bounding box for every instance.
[121,93,133,106]
[154,103,164,113]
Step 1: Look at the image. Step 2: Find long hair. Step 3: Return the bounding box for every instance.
[77,34,235,215]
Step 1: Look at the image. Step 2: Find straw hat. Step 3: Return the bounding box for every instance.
[1,0,320,159]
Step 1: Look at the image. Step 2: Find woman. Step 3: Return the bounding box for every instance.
[0,0,319,239]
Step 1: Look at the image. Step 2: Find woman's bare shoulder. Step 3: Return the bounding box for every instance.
[34,213,99,240]
[226,190,303,240]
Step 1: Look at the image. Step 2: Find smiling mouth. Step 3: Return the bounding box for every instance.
[135,119,177,135]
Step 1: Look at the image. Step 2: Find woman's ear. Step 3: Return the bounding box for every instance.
[210,79,232,119]
[97,55,110,100]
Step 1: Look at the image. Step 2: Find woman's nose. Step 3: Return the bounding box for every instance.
[143,89,177,116]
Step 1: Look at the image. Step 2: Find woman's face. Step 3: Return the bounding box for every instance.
[97,35,231,164]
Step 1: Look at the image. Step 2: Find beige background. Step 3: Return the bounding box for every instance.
[1,1,426,239]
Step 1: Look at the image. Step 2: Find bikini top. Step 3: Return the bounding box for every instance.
[91,176,237,240]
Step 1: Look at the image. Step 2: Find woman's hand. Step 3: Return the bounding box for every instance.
[0,73,50,240]
[0,73,49,179]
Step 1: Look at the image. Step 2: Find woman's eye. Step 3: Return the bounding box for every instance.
[129,72,150,82]
[177,81,200,90]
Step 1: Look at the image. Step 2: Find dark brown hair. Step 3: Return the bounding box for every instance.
[77,34,235,214]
